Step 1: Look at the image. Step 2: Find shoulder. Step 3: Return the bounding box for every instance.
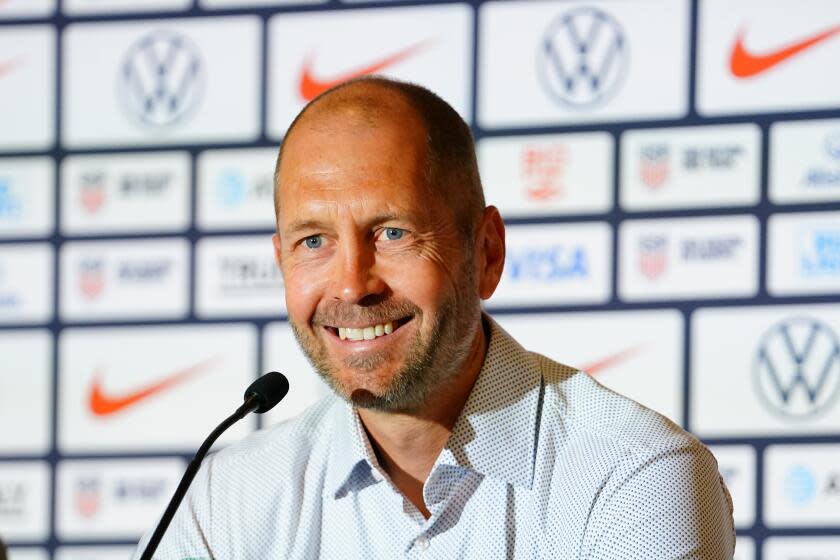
[531,353,734,556]
[535,351,700,456]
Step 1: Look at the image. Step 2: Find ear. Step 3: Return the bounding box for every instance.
[272,233,283,270]
[475,206,505,300]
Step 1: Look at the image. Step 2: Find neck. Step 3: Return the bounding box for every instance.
[357,316,489,516]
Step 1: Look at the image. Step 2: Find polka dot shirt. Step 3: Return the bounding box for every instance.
[134,317,735,559]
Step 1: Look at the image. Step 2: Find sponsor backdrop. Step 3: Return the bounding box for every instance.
[0,0,839,558]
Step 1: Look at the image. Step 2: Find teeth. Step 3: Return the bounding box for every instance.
[337,321,397,341]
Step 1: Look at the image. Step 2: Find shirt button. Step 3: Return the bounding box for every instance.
[415,536,430,551]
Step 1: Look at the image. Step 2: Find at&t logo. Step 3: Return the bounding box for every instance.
[753,317,840,418]
[118,30,205,127]
[784,465,817,506]
[537,7,628,108]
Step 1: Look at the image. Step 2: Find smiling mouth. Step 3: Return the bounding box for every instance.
[324,316,413,341]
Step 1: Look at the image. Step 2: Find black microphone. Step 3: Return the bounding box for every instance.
[139,371,290,560]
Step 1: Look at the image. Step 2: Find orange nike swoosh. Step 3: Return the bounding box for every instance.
[88,357,217,416]
[298,40,430,102]
[582,346,642,376]
[730,24,840,78]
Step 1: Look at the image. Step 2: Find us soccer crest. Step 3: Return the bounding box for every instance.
[638,235,668,280]
[79,259,106,300]
[520,143,567,201]
[79,172,107,213]
[639,145,670,189]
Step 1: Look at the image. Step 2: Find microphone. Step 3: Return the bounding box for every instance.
[139,371,289,560]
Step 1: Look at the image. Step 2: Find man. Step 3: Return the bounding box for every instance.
[135,77,735,558]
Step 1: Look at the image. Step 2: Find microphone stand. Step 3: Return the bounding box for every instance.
[139,394,261,560]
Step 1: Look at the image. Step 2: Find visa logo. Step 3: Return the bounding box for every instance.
[801,230,840,277]
[507,246,588,281]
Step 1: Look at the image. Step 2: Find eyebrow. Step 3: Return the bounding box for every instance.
[285,212,404,234]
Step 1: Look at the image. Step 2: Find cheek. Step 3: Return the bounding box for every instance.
[383,259,453,309]
[282,266,325,325]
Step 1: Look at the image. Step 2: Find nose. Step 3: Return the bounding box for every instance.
[331,235,386,305]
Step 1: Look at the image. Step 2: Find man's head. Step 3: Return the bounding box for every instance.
[272,77,505,412]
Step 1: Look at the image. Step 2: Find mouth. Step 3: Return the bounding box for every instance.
[323,316,414,341]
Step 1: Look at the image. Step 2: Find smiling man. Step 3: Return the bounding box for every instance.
[134,77,735,559]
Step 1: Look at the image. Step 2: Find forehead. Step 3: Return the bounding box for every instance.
[276,102,434,226]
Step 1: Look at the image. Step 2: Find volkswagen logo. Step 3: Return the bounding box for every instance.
[753,317,840,419]
[118,30,205,127]
[537,7,629,108]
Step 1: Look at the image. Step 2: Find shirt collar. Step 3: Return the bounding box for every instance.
[325,401,382,499]
[325,314,543,498]
[439,316,542,489]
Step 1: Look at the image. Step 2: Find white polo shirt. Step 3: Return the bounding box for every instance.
[134,319,735,559]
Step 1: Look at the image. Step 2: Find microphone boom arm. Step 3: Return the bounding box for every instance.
[139,394,261,560]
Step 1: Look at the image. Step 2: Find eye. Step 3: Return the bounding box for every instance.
[303,235,323,249]
[382,227,405,241]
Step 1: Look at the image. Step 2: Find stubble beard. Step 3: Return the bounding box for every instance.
[289,259,482,413]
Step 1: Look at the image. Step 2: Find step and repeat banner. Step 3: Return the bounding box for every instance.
[1,0,839,558]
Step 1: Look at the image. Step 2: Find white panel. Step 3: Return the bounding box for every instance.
[770,119,840,204]
[764,536,840,560]
[494,310,684,423]
[478,0,689,128]
[202,0,324,6]
[7,549,50,560]
[0,157,54,238]
[478,132,614,217]
[58,324,256,452]
[59,239,190,322]
[197,148,277,231]
[621,124,761,210]
[768,211,840,296]
[0,243,53,324]
[56,458,185,540]
[764,444,840,527]
[0,26,54,150]
[61,152,191,235]
[0,330,52,454]
[54,547,136,560]
[734,537,755,560]
[63,17,261,147]
[0,462,51,541]
[698,0,840,115]
[64,0,190,14]
[708,445,756,529]
[692,305,840,437]
[261,322,331,426]
[0,0,54,18]
[489,222,612,307]
[195,235,286,318]
[619,216,759,301]
[268,4,472,137]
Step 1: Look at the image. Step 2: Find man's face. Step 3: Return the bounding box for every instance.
[273,104,482,412]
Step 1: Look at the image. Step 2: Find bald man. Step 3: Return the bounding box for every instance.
[134,78,735,559]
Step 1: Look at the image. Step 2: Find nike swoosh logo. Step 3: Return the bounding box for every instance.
[582,346,642,377]
[730,24,840,78]
[88,357,217,416]
[298,40,430,102]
